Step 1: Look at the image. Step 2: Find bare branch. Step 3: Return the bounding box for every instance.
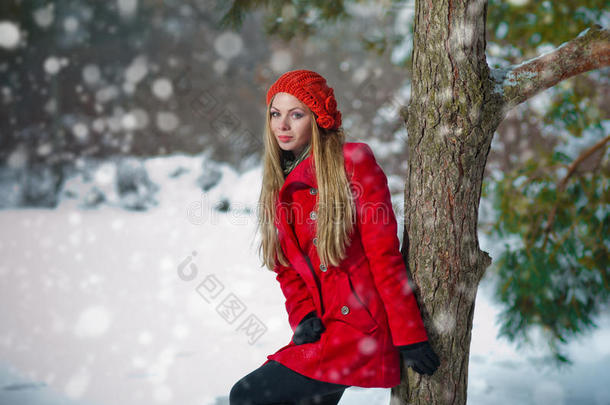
[542,135,610,250]
[491,25,610,112]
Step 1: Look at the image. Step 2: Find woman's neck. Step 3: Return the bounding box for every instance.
[282,143,311,176]
[292,145,307,157]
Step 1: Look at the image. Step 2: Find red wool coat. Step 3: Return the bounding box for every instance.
[261,142,428,388]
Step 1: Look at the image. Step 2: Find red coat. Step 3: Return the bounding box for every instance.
[261,142,428,388]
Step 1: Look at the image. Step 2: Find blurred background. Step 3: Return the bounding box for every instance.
[0,1,608,404]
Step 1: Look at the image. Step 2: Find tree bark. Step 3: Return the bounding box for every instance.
[395,0,610,404]
[395,0,495,403]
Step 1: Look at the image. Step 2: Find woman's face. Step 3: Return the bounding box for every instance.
[270,92,313,156]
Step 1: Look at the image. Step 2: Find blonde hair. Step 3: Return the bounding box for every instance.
[257,97,356,271]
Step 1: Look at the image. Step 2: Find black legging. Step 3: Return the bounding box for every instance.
[229,360,350,405]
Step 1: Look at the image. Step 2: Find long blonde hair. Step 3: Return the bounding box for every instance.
[257,98,356,271]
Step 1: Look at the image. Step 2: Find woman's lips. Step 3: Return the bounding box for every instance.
[278,136,292,142]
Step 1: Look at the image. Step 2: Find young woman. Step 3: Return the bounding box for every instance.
[230,70,439,405]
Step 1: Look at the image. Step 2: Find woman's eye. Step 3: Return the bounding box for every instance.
[270,111,303,118]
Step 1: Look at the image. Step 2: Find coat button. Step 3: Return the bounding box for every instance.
[309,187,317,195]
[309,211,317,220]
[341,305,350,315]
[312,237,318,246]
[319,264,327,272]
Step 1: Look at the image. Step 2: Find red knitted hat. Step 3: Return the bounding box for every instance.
[266,69,342,130]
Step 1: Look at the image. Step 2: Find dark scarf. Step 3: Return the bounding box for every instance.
[281,143,312,177]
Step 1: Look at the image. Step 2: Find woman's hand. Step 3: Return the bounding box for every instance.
[398,341,440,376]
[292,311,325,345]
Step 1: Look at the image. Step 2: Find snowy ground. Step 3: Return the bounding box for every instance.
[1,153,609,405]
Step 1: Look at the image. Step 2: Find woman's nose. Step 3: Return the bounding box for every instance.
[279,117,290,130]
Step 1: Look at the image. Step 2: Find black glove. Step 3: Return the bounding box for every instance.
[292,311,325,345]
[398,341,440,376]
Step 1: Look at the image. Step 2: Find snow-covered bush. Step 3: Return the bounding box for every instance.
[115,157,159,211]
[0,163,64,209]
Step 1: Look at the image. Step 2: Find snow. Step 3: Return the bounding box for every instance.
[214,32,243,60]
[95,85,120,103]
[6,147,28,169]
[72,123,89,142]
[0,153,609,405]
[0,21,21,50]
[270,50,293,73]
[432,309,456,336]
[351,65,368,84]
[155,111,180,132]
[63,16,79,33]
[152,78,174,100]
[117,0,138,19]
[44,56,69,75]
[64,369,90,399]
[213,59,228,75]
[132,109,150,129]
[33,5,55,28]
[124,56,148,84]
[390,2,415,65]
[82,64,101,85]
[121,112,138,130]
[554,121,610,160]
[527,87,553,115]
[495,22,508,40]
[506,0,530,7]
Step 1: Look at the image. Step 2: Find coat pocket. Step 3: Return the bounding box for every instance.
[331,271,379,334]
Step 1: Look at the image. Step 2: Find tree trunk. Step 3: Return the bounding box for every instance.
[393,0,499,403]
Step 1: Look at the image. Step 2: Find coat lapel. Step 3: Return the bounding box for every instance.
[278,151,316,199]
[274,153,323,313]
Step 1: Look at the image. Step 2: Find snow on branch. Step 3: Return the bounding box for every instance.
[491,25,610,111]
